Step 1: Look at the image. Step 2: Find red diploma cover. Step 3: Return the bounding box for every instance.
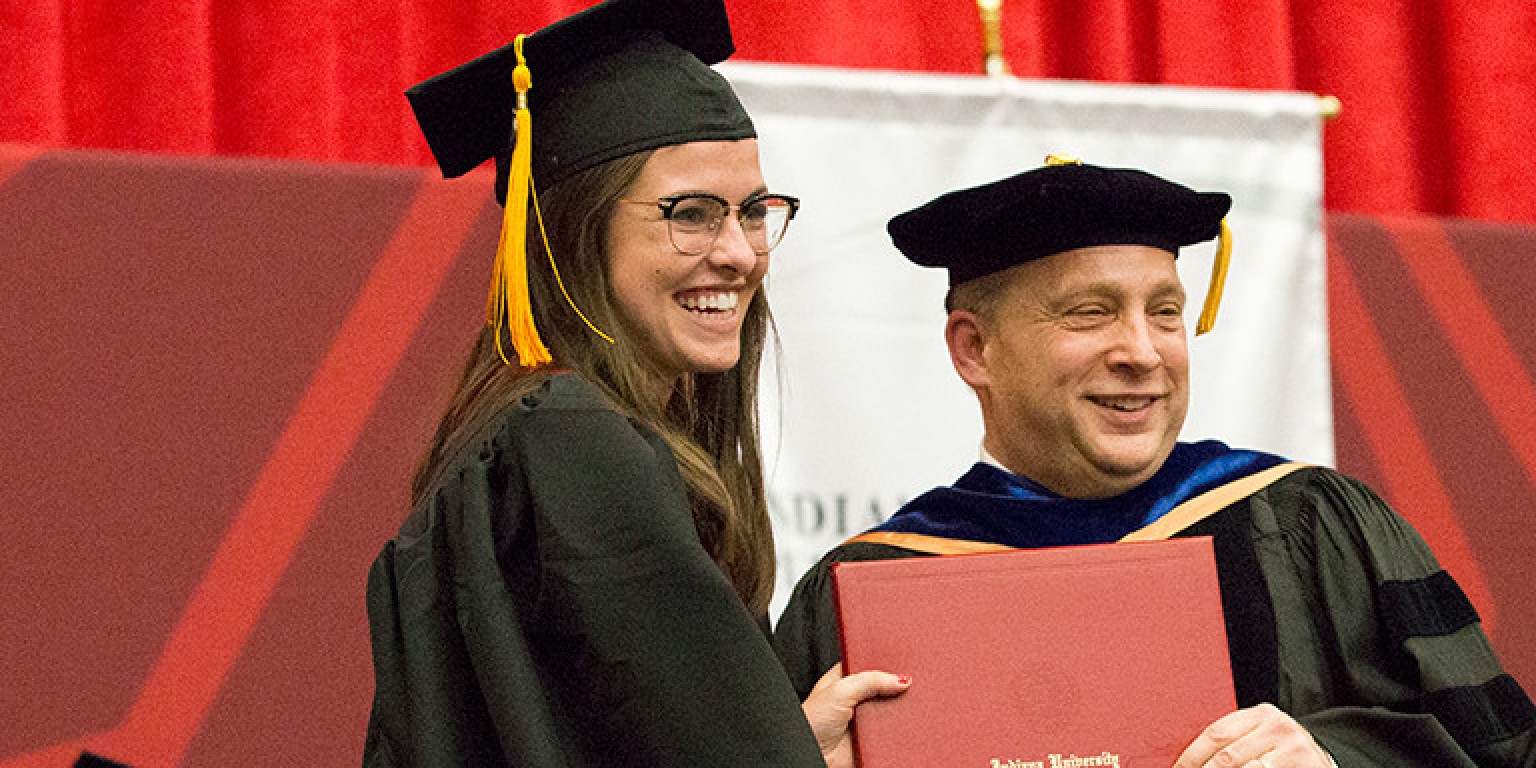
[832,536,1235,768]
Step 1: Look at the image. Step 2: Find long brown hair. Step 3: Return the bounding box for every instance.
[413,149,778,614]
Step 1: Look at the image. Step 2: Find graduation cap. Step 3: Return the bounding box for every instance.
[405,0,756,366]
[408,0,754,198]
[888,155,1235,334]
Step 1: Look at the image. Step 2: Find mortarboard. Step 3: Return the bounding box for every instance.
[404,0,756,366]
[406,0,755,202]
[888,156,1235,334]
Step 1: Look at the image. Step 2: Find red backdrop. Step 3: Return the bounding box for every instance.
[4,1,1536,765]
[2,144,1534,768]
[2,0,1534,223]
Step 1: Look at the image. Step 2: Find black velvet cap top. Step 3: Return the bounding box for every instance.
[405,0,756,203]
[888,162,1232,286]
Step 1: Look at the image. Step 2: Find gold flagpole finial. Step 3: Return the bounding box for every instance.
[978,0,1009,77]
[1318,94,1342,121]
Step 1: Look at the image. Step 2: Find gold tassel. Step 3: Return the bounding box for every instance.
[531,181,615,345]
[1195,219,1232,335]
[487,34,552,367]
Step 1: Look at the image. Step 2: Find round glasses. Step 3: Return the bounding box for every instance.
[618,192,800,255]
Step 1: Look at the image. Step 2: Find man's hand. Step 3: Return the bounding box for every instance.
[1173,703,1333,768]
[801,663,911,768]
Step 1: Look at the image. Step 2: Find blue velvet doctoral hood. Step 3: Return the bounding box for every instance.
[875,440,1286,549]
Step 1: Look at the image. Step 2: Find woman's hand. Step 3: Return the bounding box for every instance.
[801,663,911,768]
[1172,702,1334,768]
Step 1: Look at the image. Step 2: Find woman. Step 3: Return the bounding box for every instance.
[363,1,904,765]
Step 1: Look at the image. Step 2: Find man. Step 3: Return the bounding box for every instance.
[773,159,1536,767]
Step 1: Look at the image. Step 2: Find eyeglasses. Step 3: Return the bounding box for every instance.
[617,192,801,255]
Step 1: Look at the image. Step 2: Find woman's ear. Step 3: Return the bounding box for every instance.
[945,310,990,391]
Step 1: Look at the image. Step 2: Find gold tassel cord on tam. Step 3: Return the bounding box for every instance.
[531,182,614,345]
[485,35,612,364]
[1195,219,1232,335]
[487,34,552,367]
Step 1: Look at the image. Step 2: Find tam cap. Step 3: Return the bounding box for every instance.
[406,0,756,203]
[403,0,757,367]
[888,157,1235,334]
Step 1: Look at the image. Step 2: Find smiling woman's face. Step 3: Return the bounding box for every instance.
[604,138,770,381]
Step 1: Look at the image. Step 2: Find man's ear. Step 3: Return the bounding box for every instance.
[946,310,990,390]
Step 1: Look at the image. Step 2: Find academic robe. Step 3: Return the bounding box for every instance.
[772,441,1536,767]
[365,373,824,767]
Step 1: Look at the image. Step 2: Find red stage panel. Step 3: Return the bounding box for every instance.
[0,145,493,766]
[1329,214,1536,688]
[2,147,1533,766]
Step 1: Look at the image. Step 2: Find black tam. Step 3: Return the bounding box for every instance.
[405,0,756,203]
[888,161,1232,286]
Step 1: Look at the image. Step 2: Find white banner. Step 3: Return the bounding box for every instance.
[720,63,1330,618]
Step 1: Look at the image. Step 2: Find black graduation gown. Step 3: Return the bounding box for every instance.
[773,463,1536,767]
[364,373,824,767]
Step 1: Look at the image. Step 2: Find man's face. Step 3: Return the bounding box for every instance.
[957,245,1190,499]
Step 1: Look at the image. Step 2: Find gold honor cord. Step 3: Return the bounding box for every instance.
[1195,218,1232,336]
[488,34,611,367]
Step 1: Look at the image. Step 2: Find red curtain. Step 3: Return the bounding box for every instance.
[4,0,1534,224]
